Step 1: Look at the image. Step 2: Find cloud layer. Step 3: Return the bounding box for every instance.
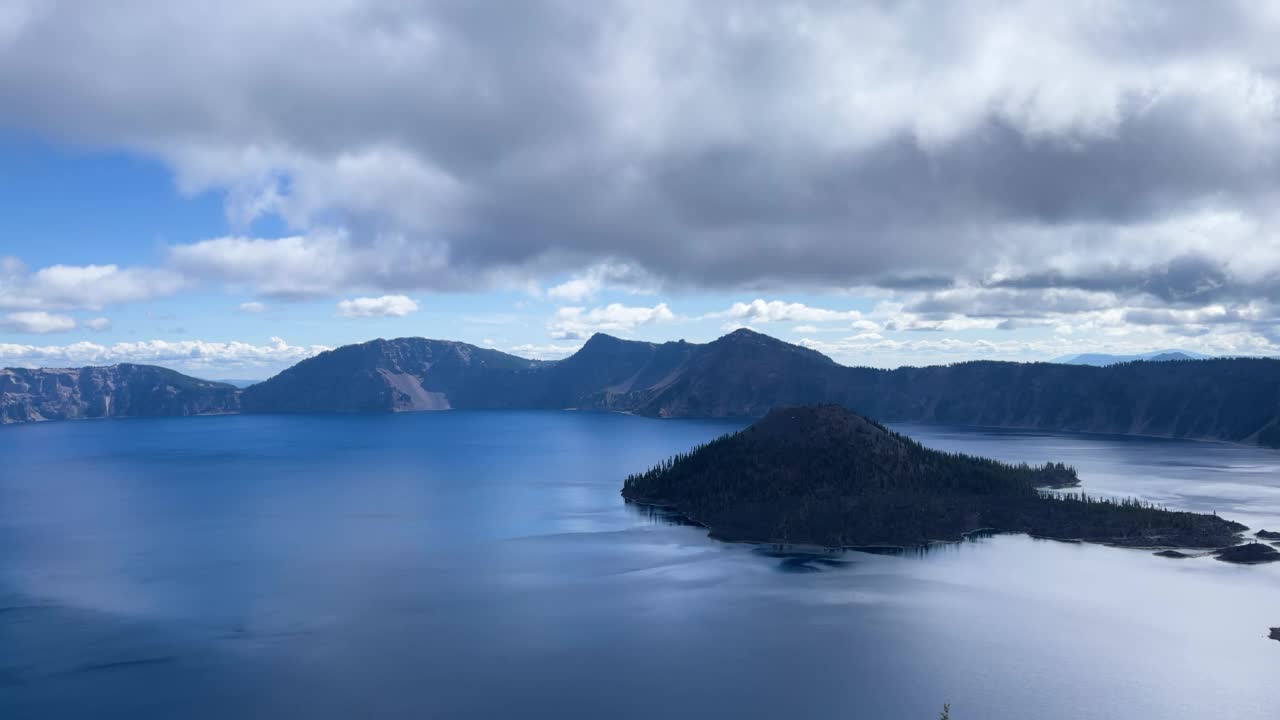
[3,2,1280,353]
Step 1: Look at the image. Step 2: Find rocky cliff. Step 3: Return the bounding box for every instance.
[0,364,240,424]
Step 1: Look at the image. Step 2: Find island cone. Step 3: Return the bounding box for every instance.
[623,405,1246,549]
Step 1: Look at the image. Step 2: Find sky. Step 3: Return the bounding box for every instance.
[3,1,1280,379]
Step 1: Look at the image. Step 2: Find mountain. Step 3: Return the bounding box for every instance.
[237,328,1280,447]
[1054,350,1212,366]
[239,337,544,413]
[0,364,240,424]
[622,405,1246,549]
[239,329,841,416]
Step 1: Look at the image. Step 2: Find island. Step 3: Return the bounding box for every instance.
[1256,530,1280,540]
[1212,543,1280,564]
[1270,628,1279,642]
[622,405,1247,550]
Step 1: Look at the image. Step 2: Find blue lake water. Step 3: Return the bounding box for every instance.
[2,411,1278,719]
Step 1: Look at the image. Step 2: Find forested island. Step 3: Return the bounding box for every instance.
[622,405,1248,550]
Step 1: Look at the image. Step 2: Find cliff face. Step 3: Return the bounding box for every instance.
[239,338,545,413]
[0,364,240,424]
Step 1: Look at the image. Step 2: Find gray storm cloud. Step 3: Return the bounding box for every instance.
[2,0,1280,322]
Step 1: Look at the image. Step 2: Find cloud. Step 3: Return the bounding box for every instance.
[548,303,676,340]
[84,317,111,331]
[2,2,1279,305]
[0,336,329,373]
[5,1,1280,363]
[546,262,658,303]
[0,257,185,310]
[507,342,583,360]
[237,301,266,313]
[336,294,419,319]
[713,299,871,325]
[0,311,77,334]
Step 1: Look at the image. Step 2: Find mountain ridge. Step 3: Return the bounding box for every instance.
[0,363,240,424]
[7,329,1280,449]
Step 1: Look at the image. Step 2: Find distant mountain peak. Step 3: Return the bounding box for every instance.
[580,332,634,348]
[719,327,772,341]
[1053,349,1212,366]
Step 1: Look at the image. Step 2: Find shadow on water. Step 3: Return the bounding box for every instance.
[627,502,705,529]
[631,503,1019,570]
[750,547,855,573]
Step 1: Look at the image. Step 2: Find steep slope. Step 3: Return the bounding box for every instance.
[632,329,848,417]
[523,333,695,410]
[622,405,1246,548]
[240,337,543,413]
[0,364,240,424]
[849,359,1280,447]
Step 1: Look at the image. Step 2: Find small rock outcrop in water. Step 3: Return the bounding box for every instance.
[622,405,1247,549]
[1212,543,1280,564]
[1153,550,1193,559]
[1270,628,1279,642]
[1255,529,1280,540]
[1,365,239,424]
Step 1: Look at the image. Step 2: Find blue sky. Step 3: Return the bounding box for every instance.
[3,2,1280,379]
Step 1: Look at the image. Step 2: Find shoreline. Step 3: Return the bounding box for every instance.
[627,499,1248,557]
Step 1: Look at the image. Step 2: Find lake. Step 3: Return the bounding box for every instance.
[1,411,1278,719]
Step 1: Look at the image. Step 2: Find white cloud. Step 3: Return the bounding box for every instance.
[507,342,583,360]
[168,231,454,298]
[0,257,184,311]
[84,317,111,331]
[714,299,871,325]
[0,336,329,373]
[168,233,351,298]
[0,311,77,334]
[336,294,419,319]
[546,262,657,303]
[237,301,266,313]
[548,303,676,340]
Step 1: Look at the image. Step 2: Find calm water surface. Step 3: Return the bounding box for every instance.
[1,412,1278,719]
